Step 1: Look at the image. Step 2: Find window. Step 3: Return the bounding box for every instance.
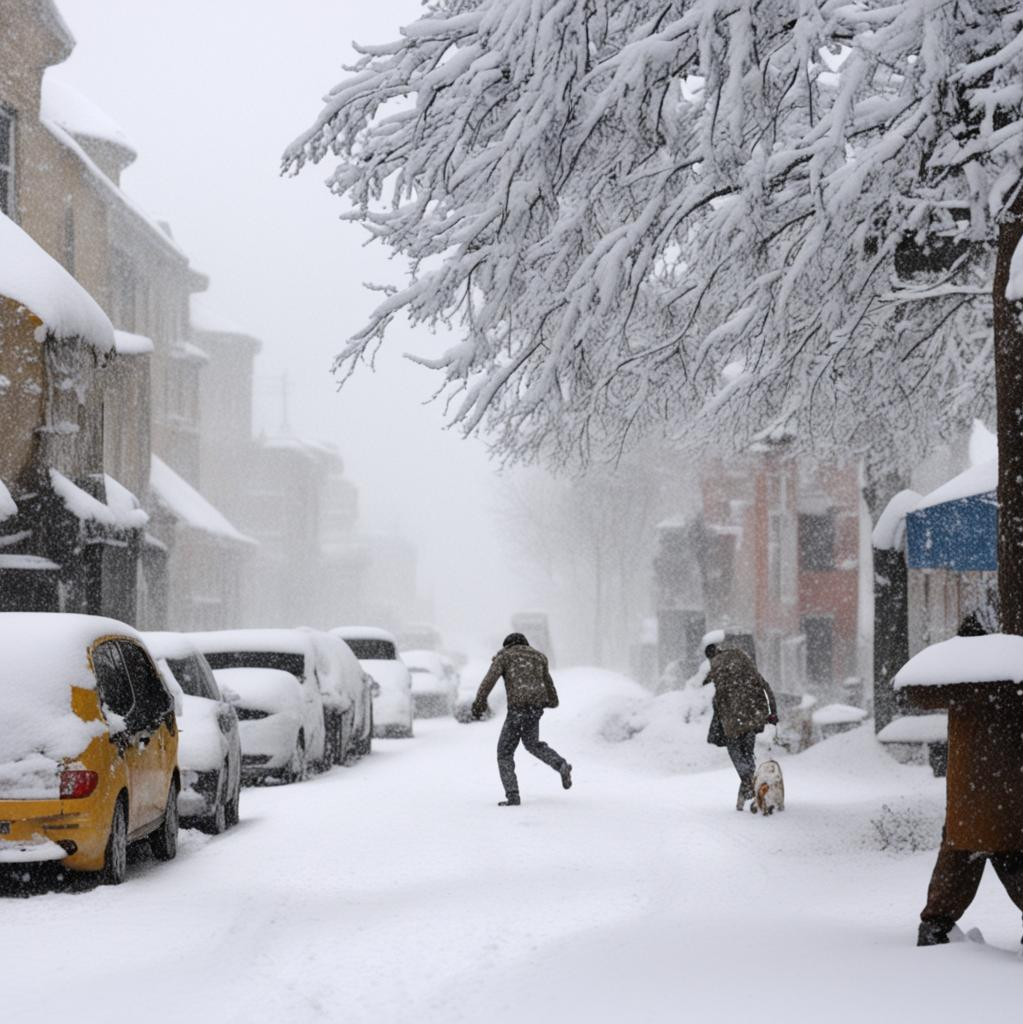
[345,639,396,661]
[92,641,134,720]
[799,512,835,571]
[166,654,219,701]
[118,640,172,729]
[0,106,15,217]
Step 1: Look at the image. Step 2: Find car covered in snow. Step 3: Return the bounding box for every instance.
[453,658,507,723]
[142,632,241,833]
[187,630,327,782]
[301,628,375,762]
[0,614,179,884]
[402,648,457,718]
[332,626,414,738]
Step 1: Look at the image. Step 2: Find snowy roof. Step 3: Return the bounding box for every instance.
[49,469,148,531]
[811,703,868,726]
[113,329,154,356]
[150,455,255,546]
[876,714,948,744]
[41,76,136,157]
[872,489,923,550]
[0,212,114,352]
[0,480,16,522]
[189,294,259,341]
[917,458,997,511]
[893,634,1023,690]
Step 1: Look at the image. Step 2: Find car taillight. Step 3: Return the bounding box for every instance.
[59,770,99,800]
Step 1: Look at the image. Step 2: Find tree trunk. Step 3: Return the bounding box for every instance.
[993,180,1023,635]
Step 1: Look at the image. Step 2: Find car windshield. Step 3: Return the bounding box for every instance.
[203,650,305,681]
[347,639,396,661]
[166,655,219,701]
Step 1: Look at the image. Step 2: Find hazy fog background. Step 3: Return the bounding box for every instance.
[55,0,540,655]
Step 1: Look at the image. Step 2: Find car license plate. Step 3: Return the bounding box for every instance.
[0,822,10,835]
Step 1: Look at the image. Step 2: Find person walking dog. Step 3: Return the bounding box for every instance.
[703,643,778,810]
[472,633,572,806]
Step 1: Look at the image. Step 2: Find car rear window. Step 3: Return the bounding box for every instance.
[203,650,305,681]
[346,639,396,661]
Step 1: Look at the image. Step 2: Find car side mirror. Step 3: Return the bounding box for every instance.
[221,685,242,705]
[370,680,381,698]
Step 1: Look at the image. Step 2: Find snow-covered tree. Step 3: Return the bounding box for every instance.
[286,0,1023,625]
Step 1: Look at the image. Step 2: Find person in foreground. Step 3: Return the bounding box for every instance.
[908,614,1023,947]
[703,643,778,810]
[472,633,572,806]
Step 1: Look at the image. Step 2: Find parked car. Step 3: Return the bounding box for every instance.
[0,613,179,885]
[402,648,457,718]
[301,628,374,763]
[454,657,507,723]
[187,630,327,783]
[332,626,414,738]
[142,631,241,833]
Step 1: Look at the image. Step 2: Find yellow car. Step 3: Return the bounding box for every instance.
[0,613,180,884]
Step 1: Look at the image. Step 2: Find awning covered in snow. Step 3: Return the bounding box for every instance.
[0,213,114,352]
[150,456,254,546]
[49,470,149,532]
[113,329,154,356]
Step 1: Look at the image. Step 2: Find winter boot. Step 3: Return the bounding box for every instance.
[736,780,754,811]
[498,795,521,806]
[917,920,952,946]
[559,763,573,790]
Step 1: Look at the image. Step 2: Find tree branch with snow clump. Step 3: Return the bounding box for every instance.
[285,0,1017,475]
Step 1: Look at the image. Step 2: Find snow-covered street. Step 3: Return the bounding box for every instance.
[3,669,1020,1023]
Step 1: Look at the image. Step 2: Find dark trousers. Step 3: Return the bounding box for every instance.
[497,708,566,798]
[725,731,757,794]
[921,839,1023,931]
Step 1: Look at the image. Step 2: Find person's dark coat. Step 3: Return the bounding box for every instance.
[475,644,558,712]
[703,649,777,739]
[903,681,1023,852]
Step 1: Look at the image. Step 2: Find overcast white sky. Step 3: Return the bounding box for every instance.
[55,0,534,652]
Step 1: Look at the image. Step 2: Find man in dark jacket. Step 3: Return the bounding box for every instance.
[472,633,572,806]
[703,643,779,810]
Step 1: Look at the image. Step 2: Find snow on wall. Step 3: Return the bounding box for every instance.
[49,469,147,531]
[893,634,1023,689]
[876,714,948,744]
[150,455,255,545]
[0,212,114,352]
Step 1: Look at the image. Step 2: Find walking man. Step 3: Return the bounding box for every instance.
[703,643,778,810]
[472,633,572,806]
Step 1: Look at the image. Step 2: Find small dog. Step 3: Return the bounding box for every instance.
[750,759,784,816]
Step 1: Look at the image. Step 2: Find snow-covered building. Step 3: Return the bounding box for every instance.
[658,442,862,701]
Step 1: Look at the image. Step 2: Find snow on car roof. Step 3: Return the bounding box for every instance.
[332,626,398,644]
[893,634,1023,689]
[188,628,315,658]
[141,631,204,663]
[211,667,301,714]
[0,613,140,768]
[402,649,446,672]
[0,212,114,352]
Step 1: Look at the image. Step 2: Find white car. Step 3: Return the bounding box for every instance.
[142,631,242,832]
[332,626,414,738]
[301,628,375,763]
[211,668,308,783]
[187,629,327,782]
[402,648,457,718]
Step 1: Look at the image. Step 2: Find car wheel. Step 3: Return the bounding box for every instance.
[362,707,373,755]
[226,782,241,828]
[150,780,180,861]
[101,798,128,886]
[283,734,307,783]
[202,767,230,835]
